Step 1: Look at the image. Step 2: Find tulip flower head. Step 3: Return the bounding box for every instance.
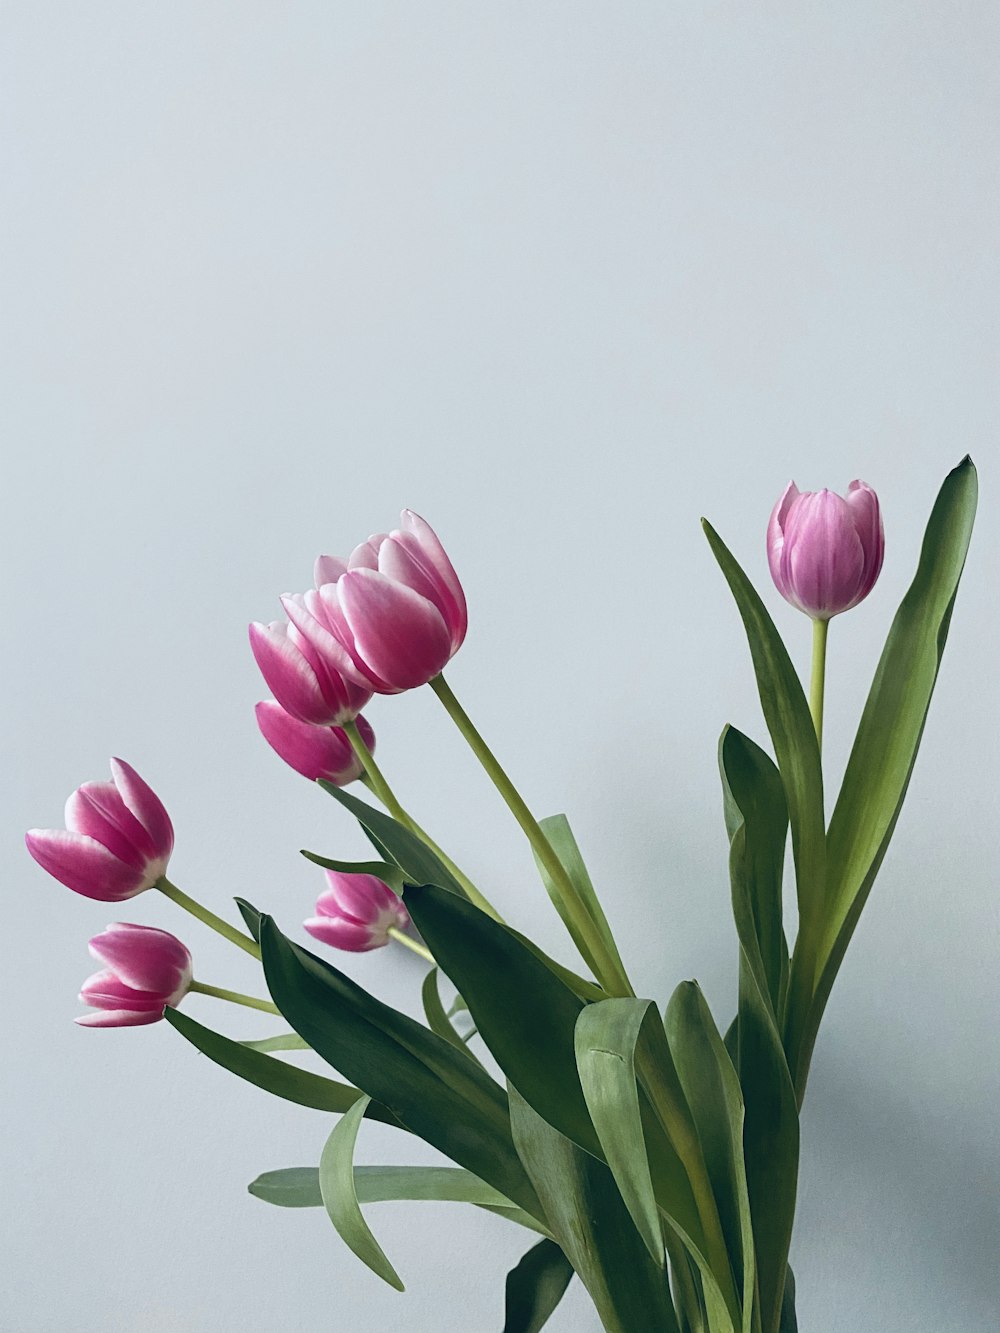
[249,618,373,727]
[281,510,467,696]
[26,759,174,902]
[76,922,193,1027]
[304,870,411,952]
[767,480,884,620]
[255,701,374,784]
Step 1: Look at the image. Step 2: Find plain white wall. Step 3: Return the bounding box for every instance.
[2,4,998,1329]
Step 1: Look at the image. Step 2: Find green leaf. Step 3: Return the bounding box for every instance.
[250,1164,546,1235]
[803,458,979,1082]
[503,1239,574,1333]
[403,882,601,1159]
[665,983,755,1333]
[235,897,262,941]
[257,915,543,1220]
[421,967,484,1067]
[778,1268,797,1333]
[165,1008,401,1124]
[319,1095,405,1291]
[318,784,467,896]
[239,1032,310,1053]
[720,727,799,1333]
[533,814,627,988]
[509,1084,681,1333]
[300,850,407,894]
[702,521,826,938]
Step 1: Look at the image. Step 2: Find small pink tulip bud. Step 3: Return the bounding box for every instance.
[292,510,467,695]
[304,870,410,953]
[255,701,374,784]
[76,922,193,1027]
[248,618,373,727]
[26,759,174,902]
[767,480,884,620]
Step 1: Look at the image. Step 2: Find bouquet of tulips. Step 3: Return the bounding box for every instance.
[27,459,977,1332]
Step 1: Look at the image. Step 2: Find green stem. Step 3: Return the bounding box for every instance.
[345,720,502,923]
[429,673,633,998]
[156,877,260,959]
[387,926,435,964]
[189,979,280,1014]
[809,617,828,751]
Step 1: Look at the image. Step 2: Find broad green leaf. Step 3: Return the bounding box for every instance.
[319,1095,404,1290]
[250,1164,546,1234]
[318,784,467,897]
[240,1032,310,1053]
[778,1268,797,1333]
[702,522,825,940]
[509,1084,681,1333]
[404,882,601,1158]
[533,814,627,988]
[665,983,755,1333]
[165,1008,401,1124]
[300,850,407,893]
[720,727,799,1333]
[421,967,484,1067]
[258,915,542,1220]
[235,897,262,940]
[503,1239,574,1333]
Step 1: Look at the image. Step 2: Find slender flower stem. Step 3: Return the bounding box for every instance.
[429,673,634,998]
[344,719,502,923]
[387,926,435,964]
[156,877,260,959]
[809,617,828,751]
[189,979,280,1014]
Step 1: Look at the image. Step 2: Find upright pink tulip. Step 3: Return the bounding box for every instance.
[304,870,410,952]
[249,618,372,727]
[76,923,193,1027]
[26,759,174,902]
[284,511,467,695]
[255,701,374,784]
[767,480,884,619]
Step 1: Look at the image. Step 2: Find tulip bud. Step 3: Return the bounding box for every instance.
[26,759,174,902]
[767,480,884,620]
[249,617,373,728]
[289,510,467,695]
[76,922,192,1027]
[303,870,410,952]
[255,701,374,784]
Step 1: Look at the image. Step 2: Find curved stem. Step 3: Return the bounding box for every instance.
[809,617,828,751]
[157,877,260,959]
[189,979,280,1014]
[429,673,633,998]
[387,926,435,964]
[344,720,503,923]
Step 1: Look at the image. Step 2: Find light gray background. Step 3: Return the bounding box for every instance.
[2,4,998,1330]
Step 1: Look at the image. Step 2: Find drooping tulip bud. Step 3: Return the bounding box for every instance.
[26,759,174,902]
[303,870,410,952]
[249,618,373,727]
[255,701,374,784]
[76,922,193,1027]
[767,480,884,620]
[286,510,467,695]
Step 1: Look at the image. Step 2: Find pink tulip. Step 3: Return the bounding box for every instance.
[76,922,193,1027]
[304,870,410,952]
[255,701,374,784]
[26,759,174,902]
[285,510,467,695]
[767,480,884,620]
[249,618,373,727]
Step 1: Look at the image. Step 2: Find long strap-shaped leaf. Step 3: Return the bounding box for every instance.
[503,1239,575,1333]
[509,1084,681,1333]
[319,1096,405,1291]
[165,1008,401,1125]
[257,915,543,1220]
[719,728,799,1333]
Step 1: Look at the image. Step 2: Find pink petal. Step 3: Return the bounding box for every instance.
[781,490,865,618]
[109,759,174,862]
[348,535,388,570]
[303,915,390,952]
[319,870,400,924]
[398,511,467,648]
[255,701,366,784]
[846,480,885,603]
[314,554,350,586]
[64,784,151,869]
[79,968,165,1011]
[75,1008,163,1027]
[25,829,149,901]
[766,481,800,595]
[249,621,331,726]
[88,923,192,998]
[338,568,454,692]
[280,596,373,720]
[313,585,394,691]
